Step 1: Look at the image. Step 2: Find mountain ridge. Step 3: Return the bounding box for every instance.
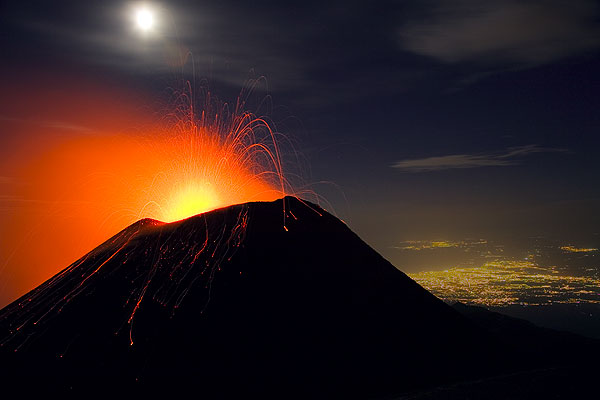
[0,196,588,397]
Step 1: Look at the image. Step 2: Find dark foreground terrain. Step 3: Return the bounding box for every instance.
[1,197,597,398]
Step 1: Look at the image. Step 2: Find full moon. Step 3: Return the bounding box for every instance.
[135,8,154,31]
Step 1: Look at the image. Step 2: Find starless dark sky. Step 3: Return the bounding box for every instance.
[1,0,599,271]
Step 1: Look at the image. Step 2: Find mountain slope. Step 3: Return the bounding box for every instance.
[0,197,527,396]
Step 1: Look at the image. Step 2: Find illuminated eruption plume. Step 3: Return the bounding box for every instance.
[137,83,289,223]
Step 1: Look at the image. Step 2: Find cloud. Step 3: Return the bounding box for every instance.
[0,115,91,133]
[398,0,600,66]
[4,2,418,110]
[391,145,566,172]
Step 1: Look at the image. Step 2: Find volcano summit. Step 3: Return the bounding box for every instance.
[0,197,594,397]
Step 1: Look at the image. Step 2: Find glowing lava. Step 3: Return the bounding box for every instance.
[163,182,220,222]
[136,110,287,223]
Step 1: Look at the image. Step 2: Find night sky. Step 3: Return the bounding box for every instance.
[1,0,599,291]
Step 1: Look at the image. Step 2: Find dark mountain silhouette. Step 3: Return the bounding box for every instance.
[451,302,597,351]
[390,303,599,399]
[0,197,595,397]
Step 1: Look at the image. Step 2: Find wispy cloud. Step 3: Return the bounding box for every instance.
[5,2,419,109]
[391,145,566,172]
[0,115,91,133]
[398,0,600,66]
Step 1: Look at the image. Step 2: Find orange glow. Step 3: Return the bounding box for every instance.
[0,73,288,308]
[23,131,283,226]
[163,182,220,222]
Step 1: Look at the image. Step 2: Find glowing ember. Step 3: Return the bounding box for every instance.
[135,98,288,223]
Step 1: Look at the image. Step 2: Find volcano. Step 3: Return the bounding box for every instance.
[0,197,594,397]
